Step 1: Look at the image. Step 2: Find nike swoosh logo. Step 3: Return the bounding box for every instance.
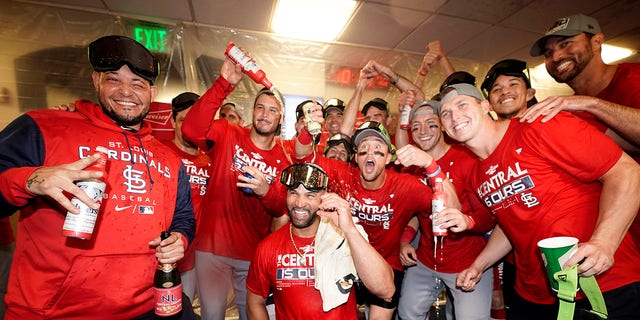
[115,205,133,212]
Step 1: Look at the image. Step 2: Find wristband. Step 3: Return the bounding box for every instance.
[298,127,312,145]
[426,166,442,178]
[426,167,446,186]
[465,215,476,230]
[425,159,439,174]
[400,226,417,243]
[425,159,446,184]
[418,69,428,76]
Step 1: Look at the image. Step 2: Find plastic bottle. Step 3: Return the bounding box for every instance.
[399,104,413,130]
[62,146,108,240]
[432,177,448,237]
[225,42,274,90]
[154,231,183,318]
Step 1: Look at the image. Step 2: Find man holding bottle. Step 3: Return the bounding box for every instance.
[181,52,291,320]
[0,35,195,319]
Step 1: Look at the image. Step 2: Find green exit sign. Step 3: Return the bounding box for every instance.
[133,26,167,53]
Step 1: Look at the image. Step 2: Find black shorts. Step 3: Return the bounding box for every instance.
[356,269,404,309]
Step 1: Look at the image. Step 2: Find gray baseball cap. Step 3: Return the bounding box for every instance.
[530,14,601,57]
[437,83,485,114]
[409,100,440,122]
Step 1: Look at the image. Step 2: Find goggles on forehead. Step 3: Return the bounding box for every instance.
[89,35,159,84]
[352,121,397,161]
[324,98,345,109]
[324,133,354,157]
[439,71,477,93]
[480,59,531,97]
[353,121,392,144]
[280,163,328,191]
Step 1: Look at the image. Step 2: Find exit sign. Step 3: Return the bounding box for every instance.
[133,26,167,53]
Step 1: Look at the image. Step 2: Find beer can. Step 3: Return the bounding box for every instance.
[62,148,108,240]
[62,180,107,239]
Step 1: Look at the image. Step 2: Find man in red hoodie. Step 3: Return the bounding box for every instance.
[0,35,195,319]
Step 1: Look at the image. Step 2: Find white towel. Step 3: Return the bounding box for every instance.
[314,216,368,311]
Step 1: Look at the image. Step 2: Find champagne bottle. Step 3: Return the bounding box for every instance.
[432,177,448,236]
[62,146,109,240]
[154,231,183,317]
[225,42,275,90]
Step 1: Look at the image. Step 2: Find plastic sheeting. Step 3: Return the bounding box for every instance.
[0,1,570,137]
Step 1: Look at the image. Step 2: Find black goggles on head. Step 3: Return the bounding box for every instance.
[88,35,159,84]
[439,71,477,93]
[280,163,328,191]
[324,133,353,154]
[480,59,531,96]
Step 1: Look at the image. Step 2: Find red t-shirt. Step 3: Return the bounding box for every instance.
[593,62,640,247]
[194,122,290,260]
[578,63,640,133]
[316,157,432,271]
[405,145,495,273]
[164,142,212,271]
[469,113,640,304]
[182,77,291,261]
[247,223,358,320]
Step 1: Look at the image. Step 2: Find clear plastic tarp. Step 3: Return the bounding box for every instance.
[0,1,571,137]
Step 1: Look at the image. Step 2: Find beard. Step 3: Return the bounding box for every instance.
[99,97,149,128]
[548,47,594,84]
[289,209,318,229]
[254,121,280,136]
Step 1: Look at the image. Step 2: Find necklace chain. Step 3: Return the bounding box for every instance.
[289,224,315,261]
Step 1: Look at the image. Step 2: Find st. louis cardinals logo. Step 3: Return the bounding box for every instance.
[123,165,147,194]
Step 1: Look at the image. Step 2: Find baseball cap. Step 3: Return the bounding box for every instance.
[324,133,354,159]
[530,14,601,56]
[171,92,200,114]
[352,121,397,158]
[439,71,477,93]
[409,100,440,122]
[362,98,388,116]
[438,83,485,114]
[89,35,159,84]
[323,98,345,117]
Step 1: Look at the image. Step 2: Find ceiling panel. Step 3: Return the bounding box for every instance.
[397,14,490,55]
[339,1,430,48]
[15,0,640,63]
[591,0,640,41]
[437,0,535,23]
[363,0,446,12]
[27,0,105,9]
[500,0,619,33]
[105,0,193,22]
[450,25,540,62]
[191,0,274,32]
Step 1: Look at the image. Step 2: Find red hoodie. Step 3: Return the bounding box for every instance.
[0,101,195,319]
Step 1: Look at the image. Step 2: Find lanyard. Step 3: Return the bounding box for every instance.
[555,265,608,320]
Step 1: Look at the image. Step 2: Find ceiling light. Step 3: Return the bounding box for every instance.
[600,44,635,64]
[272,0,357,42]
